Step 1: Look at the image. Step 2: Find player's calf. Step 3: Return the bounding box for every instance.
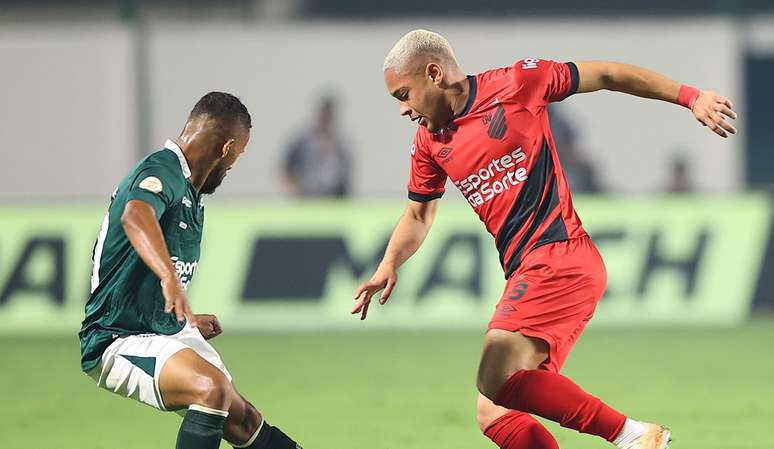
[224,397,263,444]
[224,394,303,449]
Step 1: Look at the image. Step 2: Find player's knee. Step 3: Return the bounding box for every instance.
[190,372,233,410]
[476,365,535,401]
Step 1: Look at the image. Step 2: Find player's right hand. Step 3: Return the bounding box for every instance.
[352,265,398,320]
[161,276,196,326]
[692,90,737,138]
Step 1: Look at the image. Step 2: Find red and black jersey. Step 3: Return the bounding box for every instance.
[407,58,587,278]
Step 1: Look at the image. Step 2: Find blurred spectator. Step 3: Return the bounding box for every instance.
[283,94,352,198]
[666,153,694,193]
[550,107,602,193]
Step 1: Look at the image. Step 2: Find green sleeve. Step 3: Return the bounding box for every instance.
[125,164,184,218]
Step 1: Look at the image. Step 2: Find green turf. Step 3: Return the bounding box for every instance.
[2,322,772,449]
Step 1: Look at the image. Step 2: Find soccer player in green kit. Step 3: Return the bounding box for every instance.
[79,92,302,449]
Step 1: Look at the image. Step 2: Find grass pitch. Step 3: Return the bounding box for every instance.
[2,322,772,449]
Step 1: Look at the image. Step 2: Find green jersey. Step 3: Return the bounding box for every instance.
[79,140,204,372]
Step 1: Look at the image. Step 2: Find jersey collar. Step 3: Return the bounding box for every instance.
[453,75,478,119]
[164,139,192,179]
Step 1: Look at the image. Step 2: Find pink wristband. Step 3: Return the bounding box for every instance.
[677,84,700,110]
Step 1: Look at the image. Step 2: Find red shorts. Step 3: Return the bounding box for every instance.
[488,235,607,373]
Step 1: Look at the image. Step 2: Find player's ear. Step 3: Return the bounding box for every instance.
[427,63,443,87]
[221,138,236,159]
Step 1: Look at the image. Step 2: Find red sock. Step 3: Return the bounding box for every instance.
[484,411,559,449]
[492,369,626,442]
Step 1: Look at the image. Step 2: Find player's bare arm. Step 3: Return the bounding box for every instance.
[352,198,439,320]
[122,198,196,325]
[575,61,738,138]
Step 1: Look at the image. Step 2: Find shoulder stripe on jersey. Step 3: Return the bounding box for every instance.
[565,62,580,98]
[408,191,444,202]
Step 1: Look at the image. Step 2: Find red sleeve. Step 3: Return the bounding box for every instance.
[509,59,579,108]
[407,132,447,202]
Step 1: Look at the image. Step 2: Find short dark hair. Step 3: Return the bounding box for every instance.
[189,91,252,132]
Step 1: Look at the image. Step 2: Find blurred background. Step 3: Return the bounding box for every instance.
[1,1,773,449]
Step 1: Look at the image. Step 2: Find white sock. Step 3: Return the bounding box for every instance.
[613,418,647,449]
[189,404,229,417]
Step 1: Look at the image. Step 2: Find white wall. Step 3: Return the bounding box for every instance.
[0,23,135,201]
[0,18,743,200]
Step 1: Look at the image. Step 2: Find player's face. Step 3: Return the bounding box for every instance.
[201,128,250,195]
[385,64,450,133]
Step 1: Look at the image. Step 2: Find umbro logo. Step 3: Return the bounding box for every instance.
[500,303,518,313]
[437,147,454,165]
[182,196,193,208]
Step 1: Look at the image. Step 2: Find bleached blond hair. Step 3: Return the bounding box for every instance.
[383,29,459,74]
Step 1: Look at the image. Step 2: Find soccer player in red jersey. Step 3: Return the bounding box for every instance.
[352,29,737,449]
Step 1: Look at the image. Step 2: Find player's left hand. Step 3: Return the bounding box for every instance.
[692,91,738,138]
[194,314,222,340]
[352,265,398,321]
